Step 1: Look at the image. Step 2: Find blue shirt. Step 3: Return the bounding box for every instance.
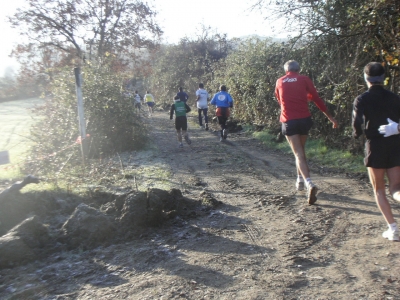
[210,91,233,108]
[176,91,189,103]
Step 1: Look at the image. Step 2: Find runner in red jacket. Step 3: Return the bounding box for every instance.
[275,60,337,205]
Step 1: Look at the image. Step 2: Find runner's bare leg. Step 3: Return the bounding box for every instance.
[368,167,396,224]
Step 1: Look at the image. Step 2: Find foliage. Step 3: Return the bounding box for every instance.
[9,0,162,61]
[147,27,232,107]
[211,38,285,125]
[253,129,365,173]
[25,57,147,176]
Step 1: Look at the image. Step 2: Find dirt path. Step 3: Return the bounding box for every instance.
[1,110,400,299]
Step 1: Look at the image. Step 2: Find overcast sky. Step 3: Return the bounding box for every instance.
[0,0,285,76]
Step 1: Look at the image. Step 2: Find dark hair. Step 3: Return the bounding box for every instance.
[135,90,138,93]
[146,91,149,93]
[199,83,204,88]
[220,85,227,91]
[364,62,385,77]
[179,87,183,91]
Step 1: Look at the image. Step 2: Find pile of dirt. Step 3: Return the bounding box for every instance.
[0,186,222,269]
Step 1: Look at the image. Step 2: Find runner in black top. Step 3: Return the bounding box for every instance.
[352,62,400,241]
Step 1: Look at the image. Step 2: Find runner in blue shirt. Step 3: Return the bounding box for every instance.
[210,85,233,141]
[175,87,189,103]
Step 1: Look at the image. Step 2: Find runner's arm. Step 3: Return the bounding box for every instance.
[170,104,175,119]
[352,97,364,138]
[323,111,338,128]
[185,103,191,113]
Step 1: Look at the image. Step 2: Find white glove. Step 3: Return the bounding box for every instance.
[378,118,400,137]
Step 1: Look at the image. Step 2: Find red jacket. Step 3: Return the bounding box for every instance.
[275,71,327,122]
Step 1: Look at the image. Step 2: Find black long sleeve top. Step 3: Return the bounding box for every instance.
[352,85,400,139]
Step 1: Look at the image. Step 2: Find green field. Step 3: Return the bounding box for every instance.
[0,98,44,179]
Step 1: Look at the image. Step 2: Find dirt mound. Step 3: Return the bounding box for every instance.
[0,187,219,269]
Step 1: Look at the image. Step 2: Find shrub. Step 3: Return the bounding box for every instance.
[25,59,147,176]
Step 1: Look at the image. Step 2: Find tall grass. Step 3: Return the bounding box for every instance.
[253,130,365,174]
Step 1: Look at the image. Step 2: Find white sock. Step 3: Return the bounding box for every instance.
[389,223,398,232]
[297,175,304,182]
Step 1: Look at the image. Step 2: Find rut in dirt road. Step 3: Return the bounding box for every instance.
[142,110,400,299]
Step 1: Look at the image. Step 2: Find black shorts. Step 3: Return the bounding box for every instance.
[217,116,227,125]
[175,116,188,131]
[365,136,400,168]
[282,117,313,136]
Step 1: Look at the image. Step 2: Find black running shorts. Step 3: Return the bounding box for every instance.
[282,116,313,136]
[365,136,400,168]
[175,116,188,131]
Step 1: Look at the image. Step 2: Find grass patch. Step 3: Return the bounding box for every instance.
[253,130,365,174]
[0,98,44,180]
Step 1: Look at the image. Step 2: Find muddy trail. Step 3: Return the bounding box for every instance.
[1,110,400,299]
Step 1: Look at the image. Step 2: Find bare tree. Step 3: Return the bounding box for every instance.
[9,0,163,63]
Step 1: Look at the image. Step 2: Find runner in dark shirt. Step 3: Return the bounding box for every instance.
[175,87,189,103]
[352,62,400,241]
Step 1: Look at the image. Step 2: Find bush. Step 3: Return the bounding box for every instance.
[25,59,147,176]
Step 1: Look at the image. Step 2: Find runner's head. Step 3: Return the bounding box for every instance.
[364,62,385,85]
[284,60,300,73]
[199,83,204,89]
[146,91,150,94]
[135,90,138,93]
[179,87,183,92]
[220,85,227,92]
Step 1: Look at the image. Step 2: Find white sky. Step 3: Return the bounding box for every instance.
[153,0,281,43]
[0,0,285,76]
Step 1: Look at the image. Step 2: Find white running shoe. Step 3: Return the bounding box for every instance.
[382,229,400,241]
[307,182,318,205]
[296,181,305,191]
[223,129,228,139]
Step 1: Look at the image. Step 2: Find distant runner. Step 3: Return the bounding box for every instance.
[175,87,189,103]
[170,95,192,148]
[196,83,209,130]
[210,85,233,141]
[134,90,142,113]
[275,60,337,205]
[352,62,400,241]
[144,91,155,116]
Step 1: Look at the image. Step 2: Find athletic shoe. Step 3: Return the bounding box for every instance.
[296,181,305,191]
[223,129,228,139]
[178,143,183,148]
[199,125,203,129]
[184,135,192,145]
[205,123,209,131]
[307,182,318,205]
[382,229,400,241]
[219,137,224,142]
